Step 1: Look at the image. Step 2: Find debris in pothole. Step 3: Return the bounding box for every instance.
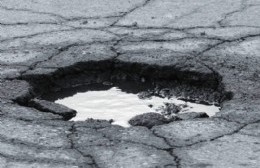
[158,103,181,116]
[128,112,173,128]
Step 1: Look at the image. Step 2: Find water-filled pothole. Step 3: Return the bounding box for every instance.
[42,81,220,127]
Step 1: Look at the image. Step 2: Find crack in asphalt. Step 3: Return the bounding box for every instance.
[150,129,181,168]
[0,5,68,21]
[148,117,259,151]
[110,24,260,30]
[0,28,74,43]
[0,21,61,26]
[0,27,115,43]
[193,32,260,77]
[0,3,136,22]
[67,123,98,168]
[217,0,247,26]
[1,24,259,46]
[218,0,260,27]
[0,1,156,30]
[110,0,153,27]
[0,151,83,166]
[163,1,215,28]
[168,119,260,150]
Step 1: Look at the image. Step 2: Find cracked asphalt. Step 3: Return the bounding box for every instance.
[0,0,260,167]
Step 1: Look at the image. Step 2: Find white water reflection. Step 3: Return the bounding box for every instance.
[55,87,220,127]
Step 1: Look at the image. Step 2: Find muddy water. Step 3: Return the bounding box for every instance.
[43,82,220,127]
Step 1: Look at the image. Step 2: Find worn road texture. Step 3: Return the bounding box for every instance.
[0,0,260,168]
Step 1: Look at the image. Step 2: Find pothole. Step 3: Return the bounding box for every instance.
[24,61,231,127]
[42,80,220,127]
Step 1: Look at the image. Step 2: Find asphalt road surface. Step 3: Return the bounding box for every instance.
[0,0,259,167]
